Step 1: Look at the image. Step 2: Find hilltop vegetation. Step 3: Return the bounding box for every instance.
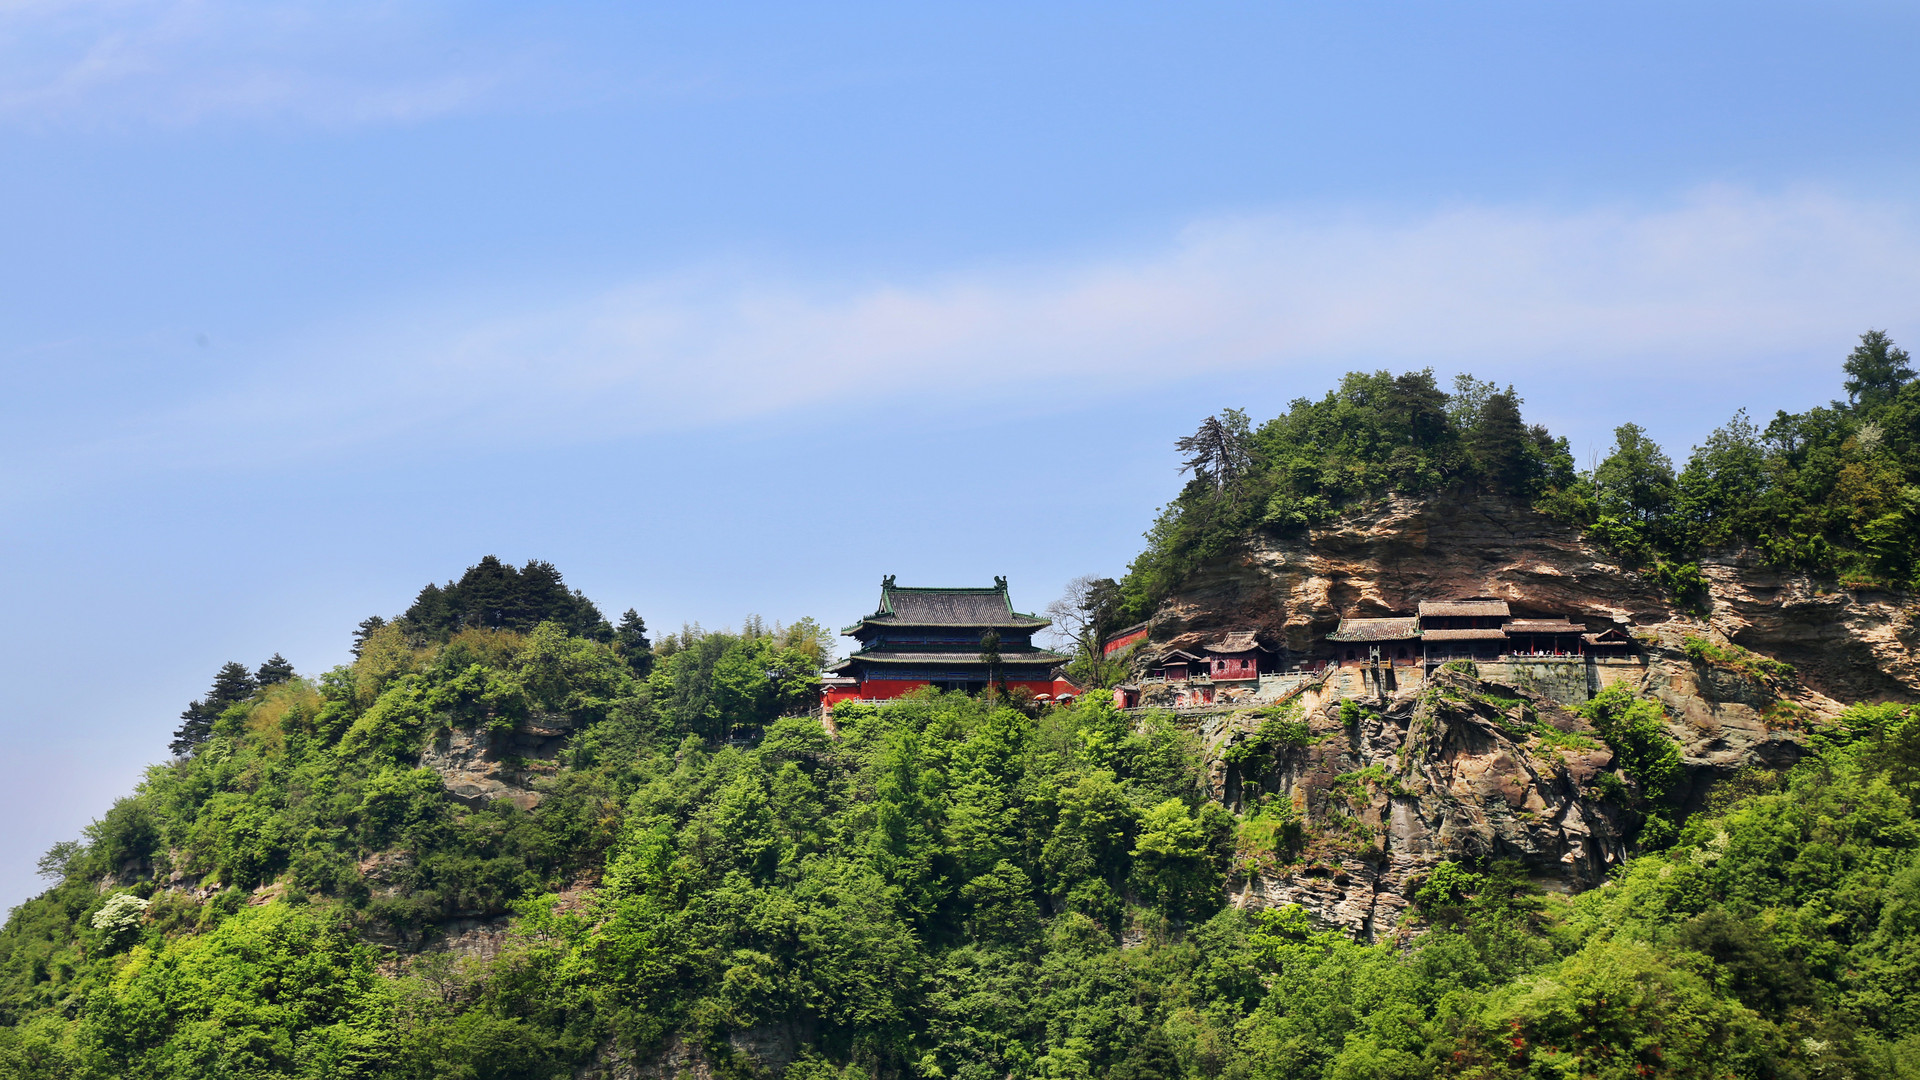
[1121,331,1920,615]
[0,557,1912,1078]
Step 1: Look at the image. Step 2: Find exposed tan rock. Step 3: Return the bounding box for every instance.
[418,713,579,810]
[1225,668,1629,941]
[1159,494,1917,940]
[1147,493,1917,707]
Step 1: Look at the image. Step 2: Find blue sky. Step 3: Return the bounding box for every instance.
[2,1,1918,908]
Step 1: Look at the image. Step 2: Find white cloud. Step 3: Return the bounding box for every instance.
[35,187,1920,479]
[0,0,520,126]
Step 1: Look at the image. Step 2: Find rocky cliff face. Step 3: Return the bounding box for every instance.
[1149,494,1918,708]
[1142,494,1919,938]
[418,714,580,811]
[1220,667,1626,940]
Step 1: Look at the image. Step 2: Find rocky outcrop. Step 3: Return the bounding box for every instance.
[574,1024,813,1080]
[1148,494,1918,939]
[1223,667,1629,941]
[418,714,580,810]
[1146,493,1918,708]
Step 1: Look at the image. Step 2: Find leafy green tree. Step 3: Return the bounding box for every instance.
[1447,373,1500,436]
[1674,409,1767,549]
[1590,422,1676,559]
[1131,799,1226,923]
[1578,686,1683,845]
[1844,328,1915,412]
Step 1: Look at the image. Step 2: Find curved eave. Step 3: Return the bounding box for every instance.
[843,616,1051,634]
[840,651,1071,666]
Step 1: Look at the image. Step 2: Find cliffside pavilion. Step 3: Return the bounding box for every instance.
[1325,616,1421,665]
[1322,599,1633,666]
[821,576,1078,708]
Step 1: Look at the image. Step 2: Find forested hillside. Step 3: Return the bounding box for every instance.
[4,604,1918,1079]
[1120,331,1920,618]
[1,336,1918,1079]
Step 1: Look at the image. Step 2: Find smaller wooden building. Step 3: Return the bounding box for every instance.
[1151,649,1206,682]
[1503,618,1585,657]
[1325,617,1421,665]
[1583,627,1635,659]
[1201,631,1269,681]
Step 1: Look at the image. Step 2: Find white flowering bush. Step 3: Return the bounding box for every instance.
[90,893,150,941]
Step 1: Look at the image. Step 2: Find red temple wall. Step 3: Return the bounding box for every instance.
[823,677,1080,708]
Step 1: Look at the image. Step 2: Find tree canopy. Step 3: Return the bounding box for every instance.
[1119,332,1920,619]
[398,556,610,642]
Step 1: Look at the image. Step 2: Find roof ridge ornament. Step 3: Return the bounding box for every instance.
[994,575,1007,590]
[882,574,896,589]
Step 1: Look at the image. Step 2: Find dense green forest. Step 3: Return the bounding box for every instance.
[0,560,1914,1078]
[1120,331,1920,616]
[3,337,1918,1079]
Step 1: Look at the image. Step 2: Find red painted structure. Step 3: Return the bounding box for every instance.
[823,576,1080,708]
[1102,621,1151,657]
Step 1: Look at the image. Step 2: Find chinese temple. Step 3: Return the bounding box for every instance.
[821,576,1079,708]
[1323,598,1635,665]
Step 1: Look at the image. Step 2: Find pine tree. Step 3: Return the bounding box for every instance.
[255,653,295,685]
[397,557,607,641]
[1386,368,1452,448]
[1175,408,1253,493]
[351,615,387,658]
[1469,388,1532,492]
[168,701,212,758]
[207,662,258,711]
[978,630,1002,697]
[168,662,258,757]
[615,609,655,677]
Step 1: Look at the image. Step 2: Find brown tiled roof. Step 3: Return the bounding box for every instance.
[1419,600,1512,618]
[1326,617,1420,642]
[1584,629,1634,644]
[1420,628,1510,641]
[1504,619,1583,634]
[1205,631,1267,653]
[1156,648,1205,663]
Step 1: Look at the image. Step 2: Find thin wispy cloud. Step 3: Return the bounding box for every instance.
[0,0,524,126]
[23,187,1920,488]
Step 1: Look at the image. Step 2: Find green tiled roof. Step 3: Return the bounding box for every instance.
[843,578,1053,635]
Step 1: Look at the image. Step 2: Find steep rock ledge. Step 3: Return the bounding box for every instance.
[418,714,580,810]
[1147,494,1916,938]
[1222,669,1628,941]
